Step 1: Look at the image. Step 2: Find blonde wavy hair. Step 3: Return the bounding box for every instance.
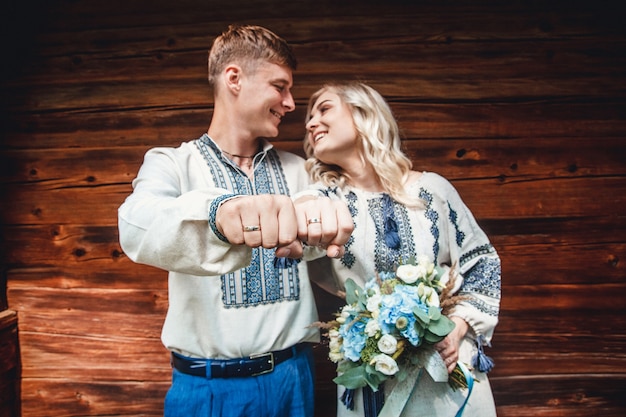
[304,82,421,207]
[208,24,297,92]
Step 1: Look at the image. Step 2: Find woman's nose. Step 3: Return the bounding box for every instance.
[306,116,317,131]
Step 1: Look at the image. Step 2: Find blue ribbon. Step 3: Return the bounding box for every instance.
[455,362,474,417]
[341,388,355,410]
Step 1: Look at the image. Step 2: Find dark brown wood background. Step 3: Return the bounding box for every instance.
[1,0,625,416]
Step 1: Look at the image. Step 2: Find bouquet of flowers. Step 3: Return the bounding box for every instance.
[318,256,469,393]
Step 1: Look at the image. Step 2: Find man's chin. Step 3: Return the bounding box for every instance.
[264,126,280,138]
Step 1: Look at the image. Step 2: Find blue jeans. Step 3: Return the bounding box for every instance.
[164,345,315,417]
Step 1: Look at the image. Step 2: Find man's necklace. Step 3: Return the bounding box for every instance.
[222,150,256,159]
[222,150,257,169]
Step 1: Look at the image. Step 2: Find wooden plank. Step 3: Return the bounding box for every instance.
[2,176,624,224]
[497,242,625,285]
[10,284,625,339]
[0,310,19,374]
[20,379,168,417]
[20,0,623,54]
[9,288,165,338]
[495,308,626,337]
[7,278,625,340]
[2,136,625,183]
[4,261,165,290]
[21,0,623,34]
[6,59,626,115]
[3,227,624,286]
[19,374,626,417]
[4,100,626,149]
[9,34,626,91]
[19,332,170,380]
[500,283,626,311]
[10,285,626,377]
[490,374,626,417]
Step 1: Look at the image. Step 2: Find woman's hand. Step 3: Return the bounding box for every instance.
[435,316,469,373]
[293,195,354,258]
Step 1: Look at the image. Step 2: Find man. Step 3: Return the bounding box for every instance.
[118,24,352,417]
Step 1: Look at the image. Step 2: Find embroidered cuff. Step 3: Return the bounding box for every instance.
[208,194,239,243]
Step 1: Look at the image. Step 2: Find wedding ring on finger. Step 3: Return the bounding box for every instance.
[242,225,261,232]
[307,218,321,225]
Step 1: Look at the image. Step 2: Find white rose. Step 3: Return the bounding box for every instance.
[329,351,344,363]
[329,338,342,352]
[426,290,440,307]
[337,307,353,324]
[365,319,380,337]
[377,334,398,355]
[370,354,399,376]
[366,293,382,312]
[418,282,440,307]
[417,255,436,277]
[328,329,340,339]
[396,264,421,284]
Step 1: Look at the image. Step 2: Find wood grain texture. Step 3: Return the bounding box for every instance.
[1,0,625,416]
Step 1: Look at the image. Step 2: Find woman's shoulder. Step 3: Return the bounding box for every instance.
[405,171,461,202]
[406,171,453,190]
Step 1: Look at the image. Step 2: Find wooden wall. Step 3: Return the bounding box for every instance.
[1,0,625,416]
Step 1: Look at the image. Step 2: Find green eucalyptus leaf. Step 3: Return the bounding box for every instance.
[413,306,430,325]
[333,364,369,389]
[344,278,364,306]
[428,306,441,320]
[336,360,360,374]
[364,364,386,390]
[428,316,455,337]
[424,330,445,344]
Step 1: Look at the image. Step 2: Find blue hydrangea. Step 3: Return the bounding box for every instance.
[378,285,427,346]
[378,271,396,281]
[364,278,380,293]
[339,316,367,362]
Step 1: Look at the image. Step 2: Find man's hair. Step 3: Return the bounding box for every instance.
[208,24,297,91]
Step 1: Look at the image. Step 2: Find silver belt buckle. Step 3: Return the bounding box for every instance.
[249,352,274,376]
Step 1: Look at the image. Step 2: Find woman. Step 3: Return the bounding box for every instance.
[303,83,501,417]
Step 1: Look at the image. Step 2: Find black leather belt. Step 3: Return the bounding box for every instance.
[171,343,308,378]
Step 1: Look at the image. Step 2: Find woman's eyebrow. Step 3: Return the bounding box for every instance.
[314,99,332,110]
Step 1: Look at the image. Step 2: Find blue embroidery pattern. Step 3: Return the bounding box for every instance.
[448,202,465,247]
[196,135,300,309]
[208,194,237,243]
[460,257,501,316]
[340,191,358,268]
[419,188,440,263]
[459,244,496,267]
[368,194,416,272]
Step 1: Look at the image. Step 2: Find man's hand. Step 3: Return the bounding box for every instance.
[294,196,354,258]
[215,194,303,258]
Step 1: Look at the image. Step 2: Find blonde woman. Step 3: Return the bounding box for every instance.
[304,83,501,417]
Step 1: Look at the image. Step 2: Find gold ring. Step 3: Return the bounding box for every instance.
[307,218,321,225]
[243,225,261,232]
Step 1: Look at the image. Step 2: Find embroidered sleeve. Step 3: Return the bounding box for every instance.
[427,173,501,343]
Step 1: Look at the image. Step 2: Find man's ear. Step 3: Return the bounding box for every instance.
[224,64,242,94]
